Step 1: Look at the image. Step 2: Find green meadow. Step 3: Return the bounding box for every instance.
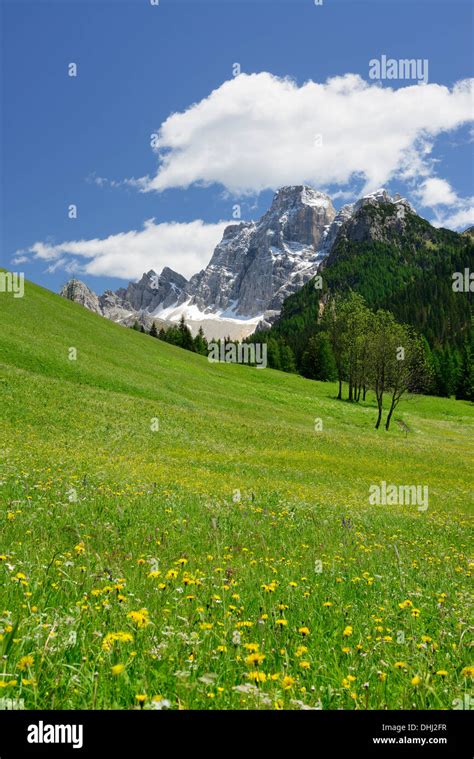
[0,279,472,710]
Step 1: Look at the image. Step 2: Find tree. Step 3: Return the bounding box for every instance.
[194,326,208,356]
[158,327,166,340]
[132,320,141,331]
[323,297,346,399]
[302,333,336,380]
[338,293,371,402]
[456,337,474,401]
[163,325,181,346]
[149,321,159,338]
[434,347,458,397]
[368,310,397,429]
[383,326,430,430]
[323,292,372,400]
[178,315,195,352]
[266,338,282,370]
[280,343,297,373]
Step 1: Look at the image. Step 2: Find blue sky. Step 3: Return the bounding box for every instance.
[1,0,473,295]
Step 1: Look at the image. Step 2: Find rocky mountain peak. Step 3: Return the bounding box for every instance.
[171,185,337,321]
[120,268,187,313]
[260,185,335,248]
[59,279,101,314]
[355,188,416,215]
[271,185,333,210]
[322,189,420,267]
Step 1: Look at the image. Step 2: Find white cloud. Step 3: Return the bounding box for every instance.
[11,254,28,265]
[431,202,474,230]
[140,72,473,195]
[412,177,474,230]
[415,178,458,206]
[19,219,229,281]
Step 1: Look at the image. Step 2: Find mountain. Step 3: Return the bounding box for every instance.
[59,270,186,330]
[263,192,474,381]
[174,185,336,321]
[113,267,188,313]
[59,185,472,345]
[60,186,336,338]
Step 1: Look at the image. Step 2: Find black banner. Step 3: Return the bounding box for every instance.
[0,710,471,757]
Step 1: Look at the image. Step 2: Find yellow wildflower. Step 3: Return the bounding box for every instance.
[127,609,150,629]
[17,655,34,671]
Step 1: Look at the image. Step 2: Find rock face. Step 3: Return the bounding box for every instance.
[115,268,187,313]
[59,274,174,331]
[322,192,418,273]
[59,279,102,314]
[59,186,418,339]
[319,189,416,258]
[177,186,336,319]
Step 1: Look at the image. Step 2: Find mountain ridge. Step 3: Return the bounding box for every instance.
[60,185,419,338]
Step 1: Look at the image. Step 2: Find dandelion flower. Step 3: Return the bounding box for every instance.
[245,653,265,667]
[17,655,34,671]
[246,671,267,683]
[295,645,308,657]
[127,609,150,629]
[243,643,259,653]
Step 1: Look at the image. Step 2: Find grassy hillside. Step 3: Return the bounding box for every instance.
[0,279,472,710]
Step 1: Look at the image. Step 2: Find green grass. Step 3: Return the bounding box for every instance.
[0,279,472,710]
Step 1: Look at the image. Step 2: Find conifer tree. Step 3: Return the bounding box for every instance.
[178,315,196,352]
[194,326,208,355]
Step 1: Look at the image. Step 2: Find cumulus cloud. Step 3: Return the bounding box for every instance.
[17,219,230,281]
[415,178,458,206]
[430,201,474,230]
[412,177,474,230]
[140,72,473,195]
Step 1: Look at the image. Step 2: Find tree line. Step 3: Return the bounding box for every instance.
[131,315,209,355]
[131,292,473,423]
